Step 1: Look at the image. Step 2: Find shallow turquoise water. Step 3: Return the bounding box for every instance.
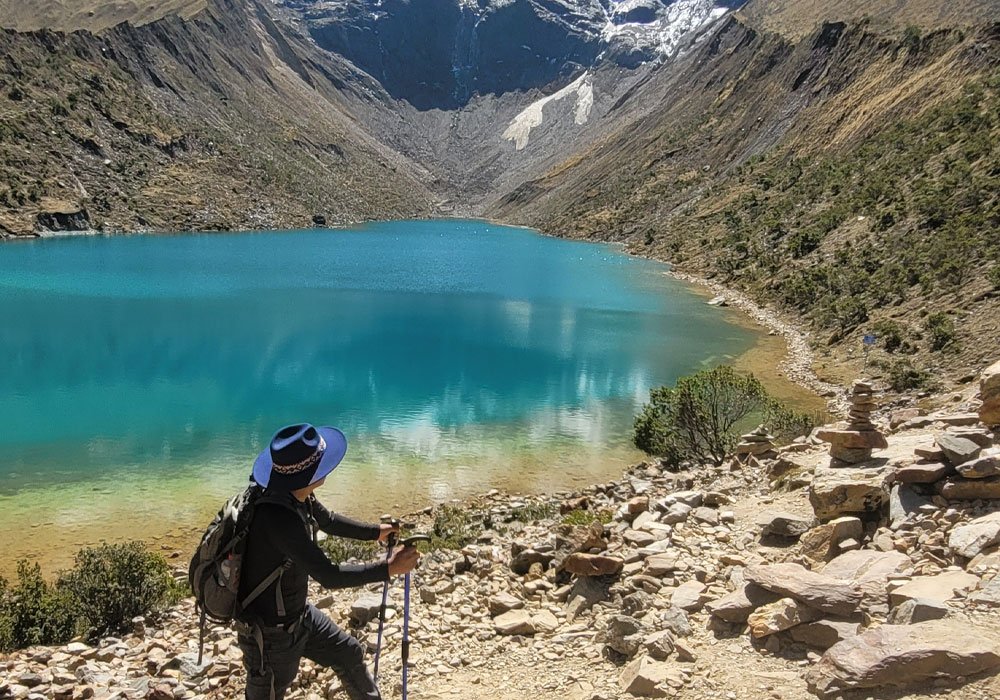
[0,220,756,560]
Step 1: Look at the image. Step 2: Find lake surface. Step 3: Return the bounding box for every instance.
[0,219,758,571]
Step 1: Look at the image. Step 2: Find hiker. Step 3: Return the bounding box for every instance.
[237,423,419,700]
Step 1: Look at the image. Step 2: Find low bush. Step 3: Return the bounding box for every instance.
[0,542,182,651]
[319,536,381,564]
[428,505,482,550]
[560,508,614,527]
[58,542,184,639]
[507,501,558,523]
[633,366,817,468]
[0,561,77,652]
[923,312,959,352]
[885,359,936,392]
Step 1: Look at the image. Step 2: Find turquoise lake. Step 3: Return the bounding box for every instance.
[0,219,758,569]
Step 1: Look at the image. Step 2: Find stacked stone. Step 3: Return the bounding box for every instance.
[817,381,888,465]
[734,425,777,461]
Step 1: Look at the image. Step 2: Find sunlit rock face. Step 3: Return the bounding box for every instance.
[277,0,743,109]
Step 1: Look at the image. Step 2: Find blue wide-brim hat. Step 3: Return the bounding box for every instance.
[252,423,348,492]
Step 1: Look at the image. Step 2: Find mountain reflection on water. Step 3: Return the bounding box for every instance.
[0,220,755,493]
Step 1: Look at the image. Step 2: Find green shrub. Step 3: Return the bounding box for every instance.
[319,537,381,564]
[633,366,815,468]
[987,265,1000,288]
[561,508,614,526]
[57,542,180,639]
[428,505,482,550]
[886,359,936,392]
[873,320,905,353]
[0,561,78,652]
[923,312,958,352]
[507,501,558,523]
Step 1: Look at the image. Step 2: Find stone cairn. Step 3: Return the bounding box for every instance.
[817,380,888,465]
[734,424,777,462]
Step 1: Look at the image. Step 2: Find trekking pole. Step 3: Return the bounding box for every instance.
[398,535,430,700]
[372,518,399,681]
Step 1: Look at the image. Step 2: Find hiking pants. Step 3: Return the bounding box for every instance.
[237,603,381,700]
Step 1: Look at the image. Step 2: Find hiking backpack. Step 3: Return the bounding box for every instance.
[188,483,296,663]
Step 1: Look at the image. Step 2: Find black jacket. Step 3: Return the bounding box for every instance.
[240,491,388,625]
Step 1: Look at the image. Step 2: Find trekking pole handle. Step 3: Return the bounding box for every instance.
[381,515,400,548]
[400,535,431,547]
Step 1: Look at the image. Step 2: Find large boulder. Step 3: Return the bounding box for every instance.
[979,359,1000,427]
[746,563,862,617]
[805,620,1000,697]
[889,570,980,606]
[948,511,1000,559]
[809,467,892,520]
[822,550,913,613]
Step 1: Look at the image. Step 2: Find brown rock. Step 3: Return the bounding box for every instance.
[937,476,1000,500]
[823,550,912,613]
[644,553,681,577]
[788,619,861,649]
[706,583,780,623]
[894,462,954,484]
[805,621,1000,698]
[746,563,862,617]
[747,597,819,638]
[809,467,892,520]
[889,570,980,606]
[488,592,524,617]
[815,429,888,451]
[956,450,1000,479]
[948,512,1000,559]
[620,656,672,697]
[799,517,863,564]
[670,580,707,612]
[562,553,623,577]
[979,359,1000,427]
[494,610,536,635]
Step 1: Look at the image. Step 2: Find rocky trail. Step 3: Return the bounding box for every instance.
[4,361,1000,700]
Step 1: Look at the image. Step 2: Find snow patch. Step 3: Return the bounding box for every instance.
[602,0,724,58]
[503,74,594,150]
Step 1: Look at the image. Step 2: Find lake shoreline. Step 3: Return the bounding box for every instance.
[663,269,844,411]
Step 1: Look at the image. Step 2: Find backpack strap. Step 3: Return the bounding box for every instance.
[239,559,293,611]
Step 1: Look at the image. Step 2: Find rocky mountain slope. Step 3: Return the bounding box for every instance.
[489,7,1000,388]
[0,0,436,235]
